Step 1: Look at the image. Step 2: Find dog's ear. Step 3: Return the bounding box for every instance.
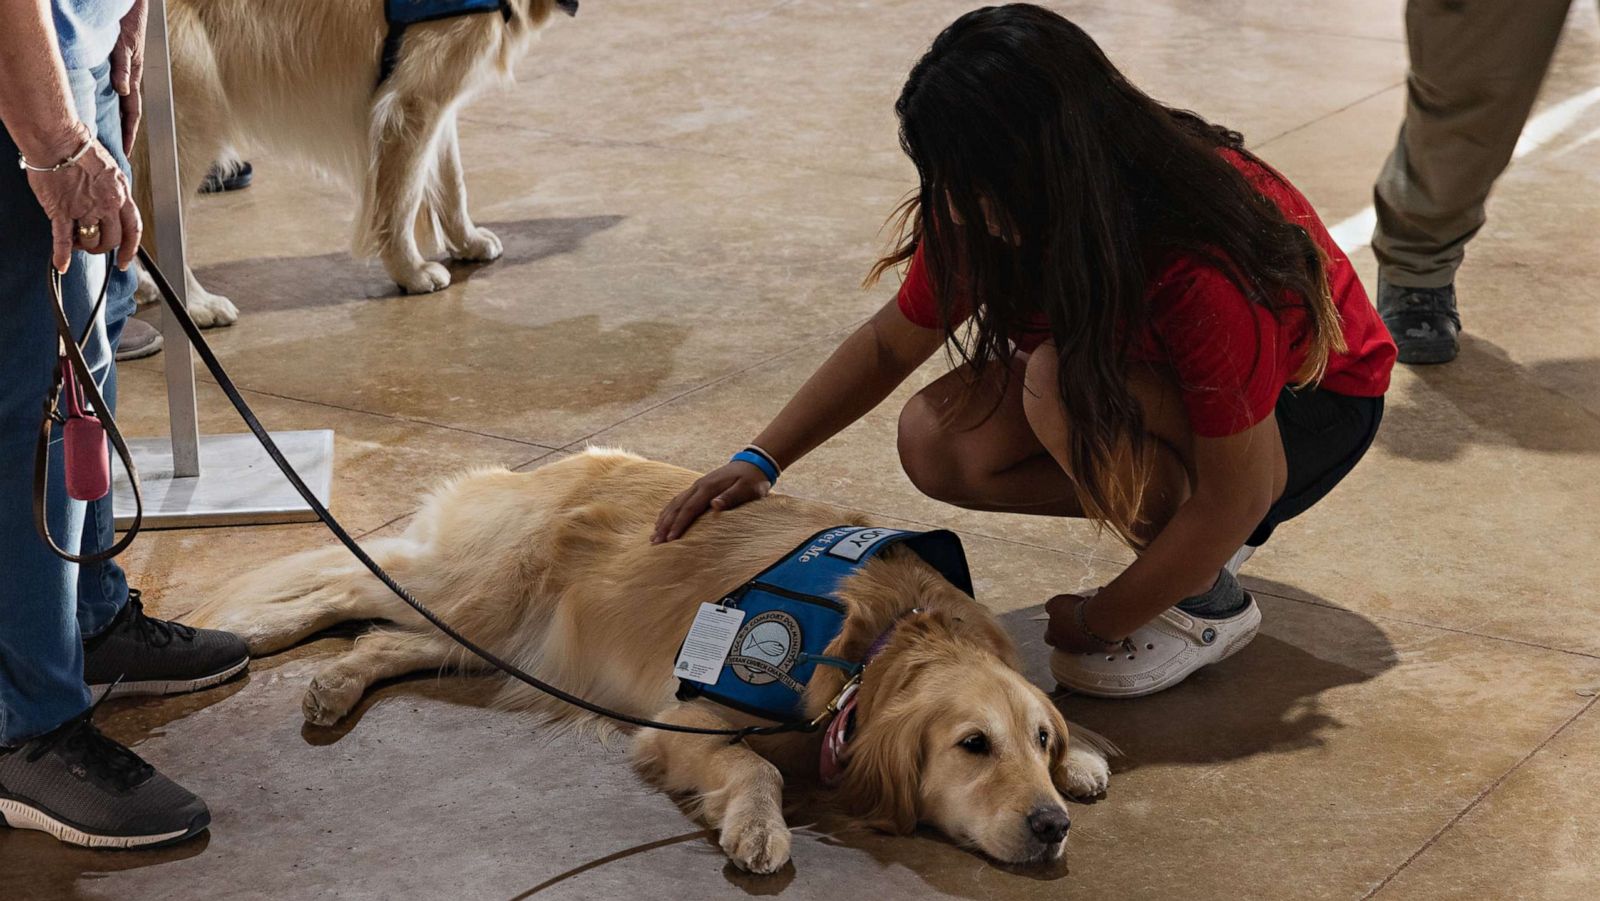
[833,636,934,835]
[834,707,923,834]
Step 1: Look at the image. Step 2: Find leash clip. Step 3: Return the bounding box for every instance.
[809,673,861,729]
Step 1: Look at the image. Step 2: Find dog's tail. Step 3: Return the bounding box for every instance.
[185,535,425,655]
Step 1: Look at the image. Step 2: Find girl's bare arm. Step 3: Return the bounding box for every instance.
[653,298,944,542]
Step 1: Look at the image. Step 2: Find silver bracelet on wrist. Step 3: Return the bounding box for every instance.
[18,134,93,173]
[1074,595,1122,648]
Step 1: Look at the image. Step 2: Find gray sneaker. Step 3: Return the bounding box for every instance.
[114,317,163,362]
[83,590,249,699]
[0,714,210,848]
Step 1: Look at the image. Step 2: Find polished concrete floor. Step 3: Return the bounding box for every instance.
[8,1,1600,898]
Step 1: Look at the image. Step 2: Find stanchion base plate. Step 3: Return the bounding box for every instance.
[111,431,334,529]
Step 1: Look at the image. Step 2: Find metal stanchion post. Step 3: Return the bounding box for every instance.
[111,0,334,528]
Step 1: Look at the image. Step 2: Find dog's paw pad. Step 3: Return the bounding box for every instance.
[721,816,791,875]
[398,262,452,294]
[1062,745,1111,800]
[451,227,502,263]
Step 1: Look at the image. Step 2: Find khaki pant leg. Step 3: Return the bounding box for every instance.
[1373,0,1572,288]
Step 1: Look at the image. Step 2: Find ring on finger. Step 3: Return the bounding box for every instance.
[76,221,102,241]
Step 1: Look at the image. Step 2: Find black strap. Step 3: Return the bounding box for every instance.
[33,260,144,564]
[377,21,407,87]
[133,248,809,742]
[376,1,514,88]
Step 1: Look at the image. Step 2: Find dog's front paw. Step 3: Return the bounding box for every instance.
[720,807,792,875]
[187,289,240,328]
[450,227,502,263]
[397,261,452,294]
[134,266,159,306]
[303,673,363,726]
[1061,744,1111,800]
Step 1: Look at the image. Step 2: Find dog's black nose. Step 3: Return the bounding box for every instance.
[1027,806,1071,844]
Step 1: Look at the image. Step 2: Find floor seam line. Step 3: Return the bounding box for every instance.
[455,117,909,185]
[354,511,412,539]
[1247,590,1600,661]
[1074,1,1408,45]
[559,318,870,451]
[1250,81,1405,148]
[182,378,567,452]
[1360,694,1600,900]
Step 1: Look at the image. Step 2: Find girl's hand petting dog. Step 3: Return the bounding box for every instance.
[652,460,771,543]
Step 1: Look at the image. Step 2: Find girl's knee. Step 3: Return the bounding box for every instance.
[1020,345,1066,445]
[897,394,964,502]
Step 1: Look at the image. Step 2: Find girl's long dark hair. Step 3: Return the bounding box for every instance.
[868,3,1345,546]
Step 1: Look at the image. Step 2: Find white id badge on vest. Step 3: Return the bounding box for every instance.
[674,603,746,685]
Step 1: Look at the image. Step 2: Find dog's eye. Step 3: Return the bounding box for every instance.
[1038,728,1050,750]
[958,733,990,755]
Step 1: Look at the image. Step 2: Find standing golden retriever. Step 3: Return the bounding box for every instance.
[135,0,574,325]
[190,449,1114,873]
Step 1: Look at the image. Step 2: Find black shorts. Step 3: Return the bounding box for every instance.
[1247,386,1384,547]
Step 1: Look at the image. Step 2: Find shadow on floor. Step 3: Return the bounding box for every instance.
[1377,335,1600,462]
[189,214,625,311]
[1000,577,1399,771]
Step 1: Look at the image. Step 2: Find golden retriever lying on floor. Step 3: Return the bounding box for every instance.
[135,0,575,326]
[190,449,1112,873]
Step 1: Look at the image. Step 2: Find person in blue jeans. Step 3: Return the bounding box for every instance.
[0,0,249,849]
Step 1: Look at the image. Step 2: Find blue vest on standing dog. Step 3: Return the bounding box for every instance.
[378,0,579,85]
[675,526,973,723]
[380,0,511,86]
[387,0,506,24]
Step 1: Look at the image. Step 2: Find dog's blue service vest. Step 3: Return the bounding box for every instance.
[379,0,580,87]
[380,0,512,86]
[387,0,506,25]
[675,526,973,723]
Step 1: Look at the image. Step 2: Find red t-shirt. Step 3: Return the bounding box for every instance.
[896,150,1396,438]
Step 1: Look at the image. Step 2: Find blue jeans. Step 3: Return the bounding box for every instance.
[0,62,135,746]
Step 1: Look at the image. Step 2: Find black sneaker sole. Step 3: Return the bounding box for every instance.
[0,794,209,849]
[88,657,249,700]
[1395,338,1460,365]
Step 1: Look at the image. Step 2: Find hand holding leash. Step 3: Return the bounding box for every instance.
[20,125,141,272]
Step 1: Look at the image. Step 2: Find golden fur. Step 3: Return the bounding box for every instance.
[191,449,1112,872]
[134,0,565,324]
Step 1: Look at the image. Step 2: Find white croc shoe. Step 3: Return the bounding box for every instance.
[1050,596,1262,699]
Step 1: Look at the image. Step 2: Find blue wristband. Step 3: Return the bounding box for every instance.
[731,450,779,484]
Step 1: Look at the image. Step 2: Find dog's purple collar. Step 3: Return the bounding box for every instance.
[818,608,922,787]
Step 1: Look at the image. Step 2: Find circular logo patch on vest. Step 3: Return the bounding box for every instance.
[729,611,803,686]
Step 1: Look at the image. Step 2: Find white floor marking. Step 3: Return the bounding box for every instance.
[1327,84,1600,254]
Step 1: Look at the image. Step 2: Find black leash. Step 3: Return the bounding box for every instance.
[132,248,811,741]
[34,261,144,563]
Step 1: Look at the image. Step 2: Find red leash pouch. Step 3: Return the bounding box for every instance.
[60,358,111,501]
[34,258,143,563]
